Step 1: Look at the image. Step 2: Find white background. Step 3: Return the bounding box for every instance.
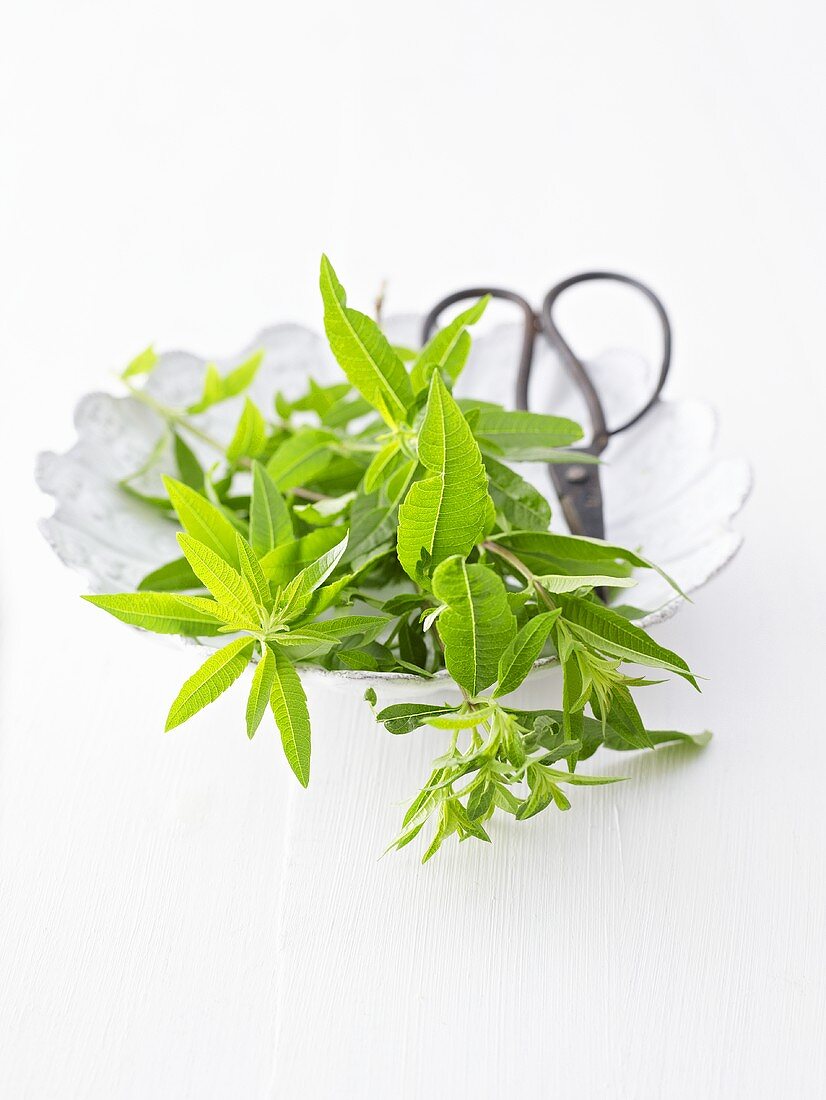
[2,2,826,1097]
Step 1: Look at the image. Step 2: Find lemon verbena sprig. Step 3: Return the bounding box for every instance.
[81,254,710,861]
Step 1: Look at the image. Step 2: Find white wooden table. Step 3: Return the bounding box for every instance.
[2,1,825,1096]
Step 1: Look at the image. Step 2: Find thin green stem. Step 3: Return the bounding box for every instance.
[482,540,557,611]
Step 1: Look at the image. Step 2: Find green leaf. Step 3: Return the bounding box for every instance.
[275,615,387,656]
[259,529,344,588]
[121,344,158,379]
[320,393,373,428]
[410,296,489,392]
[468,407,584,459]
[515,769,554,821]
[494,531,635,578]
[466,782,494,821]
[188,364,223,414]
[173,595,250,630]
[277,532,349,621]
[165,636,255,731]
[375,702,459,735]
[187,351,263,413]
[301,572,354,619]
[494,609,561,698]
[221,351,265,398]
[83,592,224,636]
[605,727,713,751]
[511,708,710,758]
[246,645,275,739]
[346,459,415,568]
[428,706,497,730]
[397,373,490,585]
[235,533,271,609]
[319,255,414,426]
[137,556,202,593]
[266,427,336,490]
[594,687,653,749]
[363,440,401,493]
[559,595,699,687]
[392,345,418,362]
[562,651,585,745]
[269,648,311,786]
[289,378,350,416]
[177,533,261,629]
[163,476,239,565]
[283,615,386,644]
[173,432,205,491]
[226,398,267,462]
[249,461,293,555]
[293,492,356,526]
[496,530,684,596]
[432,556,516,695]
[543,768,628,787]
[535,573,637,594]
[484,455,552,531]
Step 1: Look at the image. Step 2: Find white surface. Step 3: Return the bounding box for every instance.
[1,2,825,1098]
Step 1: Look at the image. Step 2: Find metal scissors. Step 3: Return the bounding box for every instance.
[421,272,672,540]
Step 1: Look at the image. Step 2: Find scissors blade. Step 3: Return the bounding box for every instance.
[547,462,605,541]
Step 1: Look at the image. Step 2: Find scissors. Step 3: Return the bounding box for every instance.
[421,272,672,540]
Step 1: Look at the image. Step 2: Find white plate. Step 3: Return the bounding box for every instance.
[36,318,752,692]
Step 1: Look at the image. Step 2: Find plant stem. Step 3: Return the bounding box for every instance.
[482,540,557,611]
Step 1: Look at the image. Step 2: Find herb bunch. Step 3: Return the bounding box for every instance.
[85,255,709,861]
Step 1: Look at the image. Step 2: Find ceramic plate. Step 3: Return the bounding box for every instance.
[36,318,752,688]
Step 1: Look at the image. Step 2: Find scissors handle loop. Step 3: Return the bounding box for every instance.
[541,271,672,451]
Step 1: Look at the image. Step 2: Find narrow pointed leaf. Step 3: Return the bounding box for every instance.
[432,556,516,695]
[235,533,271,609]
[293,491,356,526]
[375,703,460,736]
[543,768,628,786]
[163,476,239,564]
[258,529,344,588]
[177,533,260,628]
[226,397,267,462]
[269,649,311,786]
[494,609,561,698]
[121,345,158,380]
[277,615,386,647]
[83,592,224,636]
[559,595,699,687]
[187,351,263,413]
[277,532,349,620]
[535,573,637,594]
[594,686,653,749]
[484,455,552,531]
[605,727,713,751]
[138,556,202,593]
[320,255,413,426]
[173,432,205,491]
[266,428,336,490]
[346,459,415,567]
[397,372,490,584]
[496,530,685,595]
[469,407,584,458]
[221,350,264,398]
[246,645,275,739]
[165,637,255,730]
[410,295,489,392]
[363,439,401,493]
[250,461,293,555]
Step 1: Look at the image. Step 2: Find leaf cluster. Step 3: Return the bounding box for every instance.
[85,256,710,860]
